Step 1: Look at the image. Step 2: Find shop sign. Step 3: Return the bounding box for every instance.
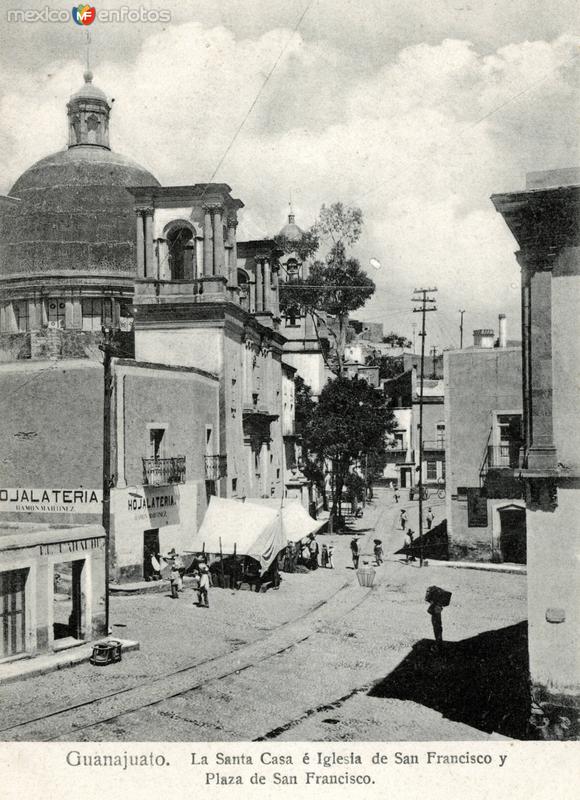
[0,488,102,515]
[39,537,105,556]
[117,485,181,530]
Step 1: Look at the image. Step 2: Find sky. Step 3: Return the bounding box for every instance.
[0,0,578,350]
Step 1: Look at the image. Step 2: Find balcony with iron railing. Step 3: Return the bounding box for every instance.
[205,454,228,481]
[142,456,186,486]
[479,442,523,499]
[422,439,446,452]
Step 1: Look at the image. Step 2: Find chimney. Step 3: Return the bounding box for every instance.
[473,329,494,349]
[498,314,507,348]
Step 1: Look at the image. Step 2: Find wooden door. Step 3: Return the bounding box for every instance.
[0,569,27,659]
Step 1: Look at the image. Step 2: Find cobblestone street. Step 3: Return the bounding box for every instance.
[0,489,528,742]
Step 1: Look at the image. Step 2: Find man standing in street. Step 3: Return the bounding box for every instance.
[309,534,319,570]
[405,528,416,563]
[350,536,360,569]
[427,601,444,654]
[400,508,408,530]
[197,563,210,608]
[426,507,434,530]
[169,561,181,599]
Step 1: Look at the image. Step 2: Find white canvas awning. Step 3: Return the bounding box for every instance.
[247,498,325,543]
[189,497,286,573]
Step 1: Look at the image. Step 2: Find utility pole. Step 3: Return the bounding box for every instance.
[413,288,437,567]
[459,309,466,349]
[99,326,116,635]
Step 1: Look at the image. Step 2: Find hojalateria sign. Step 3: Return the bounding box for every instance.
[0,488,102,514]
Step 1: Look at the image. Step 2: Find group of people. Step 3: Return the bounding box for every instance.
[298,535,335,570]
[349,536,384,569]
[167,551,211,607]
[399,506,436,563]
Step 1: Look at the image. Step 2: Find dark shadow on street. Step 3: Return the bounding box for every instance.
[369,621,533,739]
[394,519,449,561]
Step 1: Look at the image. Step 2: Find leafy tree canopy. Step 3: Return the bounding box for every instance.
[305,375,395,467]
[312,202,364,247]
[303,376,395,514]
[382,331,412,348]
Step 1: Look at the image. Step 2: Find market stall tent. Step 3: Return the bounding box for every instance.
[188,497,286,573]
[247,498,325,543]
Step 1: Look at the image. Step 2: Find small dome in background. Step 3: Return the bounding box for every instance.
[278,212,303,242]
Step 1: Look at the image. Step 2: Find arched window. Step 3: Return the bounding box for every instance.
[238,269,250,311]
[166,225,195,280]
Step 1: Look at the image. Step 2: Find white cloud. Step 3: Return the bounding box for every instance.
[0,20,577,347]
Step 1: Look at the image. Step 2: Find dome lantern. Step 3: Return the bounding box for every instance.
[67,70,111,149]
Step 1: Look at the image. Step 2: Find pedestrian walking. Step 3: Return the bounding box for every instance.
[197,563,210,607]
[350,536,360,569]
[327,543,335,569]
[374,539,383,566]
[426,507,434,530]
[173,553,185,591]
[309,534,320,570]
[321,544,329,568]
[169,561,181,599]
[427,601,444,654]
[405,528,416,563]
[400,508,408,530]
[394,489,400,504]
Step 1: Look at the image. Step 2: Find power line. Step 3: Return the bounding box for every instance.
[201,0,315,194]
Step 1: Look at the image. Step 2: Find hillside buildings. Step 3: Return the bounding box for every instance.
[382,367,445,492]
[444,319,525,563]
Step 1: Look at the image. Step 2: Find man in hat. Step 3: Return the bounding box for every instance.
[350,536,360,569]
[169,560,181,599]
[405,528,416,563]
[374,539,383,566]
[426,507,434,530]
[427,601,444,654]
[197,562,211,608]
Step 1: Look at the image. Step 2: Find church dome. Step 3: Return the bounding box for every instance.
[278,212,303,242]
[0,73,159,280]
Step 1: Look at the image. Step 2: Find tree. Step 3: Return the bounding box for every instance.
[294,375,315,437]
[312,202,363,246]
[365,352,405,381]
[382,331,412,349]
[303,376,395,520]
[279,202,375,376]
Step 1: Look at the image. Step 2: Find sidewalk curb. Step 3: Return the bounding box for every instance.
[110,576,199,595]
[0,639,140,686]
[428,559,527,575]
